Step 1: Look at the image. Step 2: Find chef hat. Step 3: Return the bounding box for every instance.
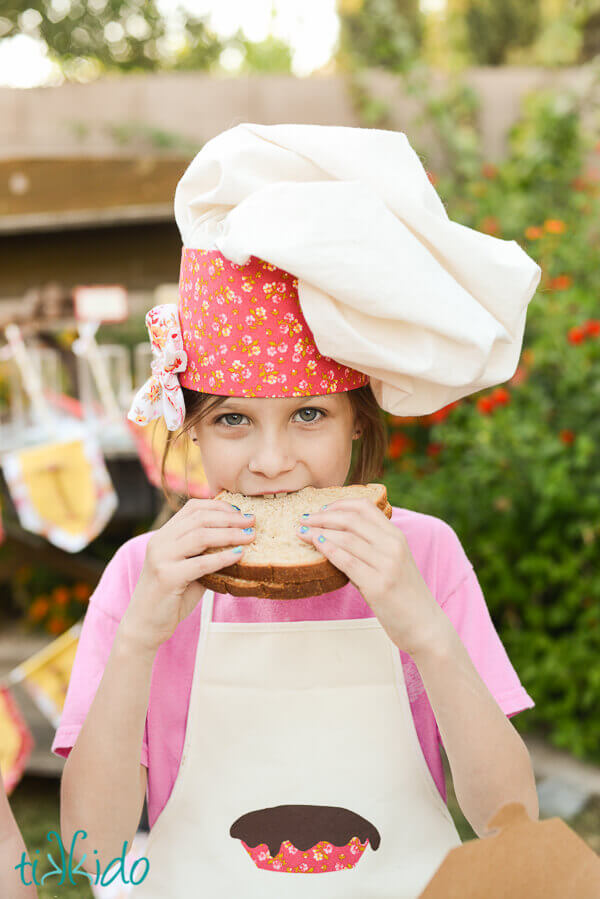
[127,122,541,430]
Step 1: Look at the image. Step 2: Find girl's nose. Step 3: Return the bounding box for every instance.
[248,447,295,479]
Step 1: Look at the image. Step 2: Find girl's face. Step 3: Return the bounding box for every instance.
[192,393,360,497]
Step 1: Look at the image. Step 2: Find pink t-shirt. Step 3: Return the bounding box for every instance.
[52,506,534,830]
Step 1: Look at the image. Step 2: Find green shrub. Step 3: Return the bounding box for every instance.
[382,71,600,761]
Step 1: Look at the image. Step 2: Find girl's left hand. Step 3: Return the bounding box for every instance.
[297,498,445,656]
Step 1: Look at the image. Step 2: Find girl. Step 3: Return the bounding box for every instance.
[53,123,541,897]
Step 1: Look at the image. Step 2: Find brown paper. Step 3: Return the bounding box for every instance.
[419,801,600,897]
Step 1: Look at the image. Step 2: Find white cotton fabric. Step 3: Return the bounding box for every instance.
[174,123,541,415]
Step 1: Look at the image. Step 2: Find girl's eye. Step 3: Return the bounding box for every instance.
[215,408,326,427]
[296,408,324,423]
[217,413,247,426]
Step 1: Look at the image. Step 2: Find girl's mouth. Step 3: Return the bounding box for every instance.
[244,489,302,498]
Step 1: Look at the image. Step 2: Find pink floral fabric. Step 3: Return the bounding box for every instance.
[127,304,188,431]
[177,248,369,398]
[239,837,370,873]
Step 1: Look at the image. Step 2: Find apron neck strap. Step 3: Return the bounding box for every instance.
[200,589,215,630]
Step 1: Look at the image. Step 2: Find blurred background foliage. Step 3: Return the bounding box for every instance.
[373,64,600,761]
[3,0,600,79]
[339,0,600,70]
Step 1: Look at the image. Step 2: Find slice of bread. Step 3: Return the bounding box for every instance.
[197,483,392,599]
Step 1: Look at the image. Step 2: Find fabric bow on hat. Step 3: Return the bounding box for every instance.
[127,304,188,431]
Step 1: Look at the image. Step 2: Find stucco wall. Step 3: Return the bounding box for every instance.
[1,67,595,169]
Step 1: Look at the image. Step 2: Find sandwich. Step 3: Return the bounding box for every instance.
[197,483,392,599]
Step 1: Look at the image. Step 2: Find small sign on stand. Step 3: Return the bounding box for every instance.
[73,285,129,424]
[73,285,128,324]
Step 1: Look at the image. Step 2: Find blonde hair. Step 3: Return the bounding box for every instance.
[160,383,388,512]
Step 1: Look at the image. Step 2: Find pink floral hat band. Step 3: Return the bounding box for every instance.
[127,248,368,431]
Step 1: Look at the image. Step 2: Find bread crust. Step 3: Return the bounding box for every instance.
[197,484,392,599]
[198,569,349,599]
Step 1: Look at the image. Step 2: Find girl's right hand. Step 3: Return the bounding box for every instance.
[120,498,255,652]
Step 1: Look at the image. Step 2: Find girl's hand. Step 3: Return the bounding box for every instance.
[121,498,255,652]
[297,498,445,656]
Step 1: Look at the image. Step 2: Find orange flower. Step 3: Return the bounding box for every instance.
[387,432,414,459]
[29,597,50,621]
[477,396,495,414]
[426,171,438,186]
[584,319,600,337]
[426,442,444,457]
[525,226,543,240]
[428,408,449,425]
[48,617,67,636]
[425,400,461,426]
[544,219,566,234]
[52,586,70,605]
[509,365,527,386]
[481,217,500,235]
[549,274,572,291]
[559,429,575,445]
[571,172,599,193]
[567,326,586,345]
[388,415,419,426]
[481,163,498,179]
[73,582,92,602]
[522,348,535,366]
[491,387,510,406]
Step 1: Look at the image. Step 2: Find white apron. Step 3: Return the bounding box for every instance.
[135,589,462,898]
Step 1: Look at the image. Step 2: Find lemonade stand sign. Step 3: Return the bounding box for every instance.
[0,286,127,551]
[6,623,82,729]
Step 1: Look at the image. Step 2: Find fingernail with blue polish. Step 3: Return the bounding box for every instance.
[231,504,241,511]
[318,535,326,543]
[299,525,309,533]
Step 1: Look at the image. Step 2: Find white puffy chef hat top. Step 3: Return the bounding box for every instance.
[173,122,541,416]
